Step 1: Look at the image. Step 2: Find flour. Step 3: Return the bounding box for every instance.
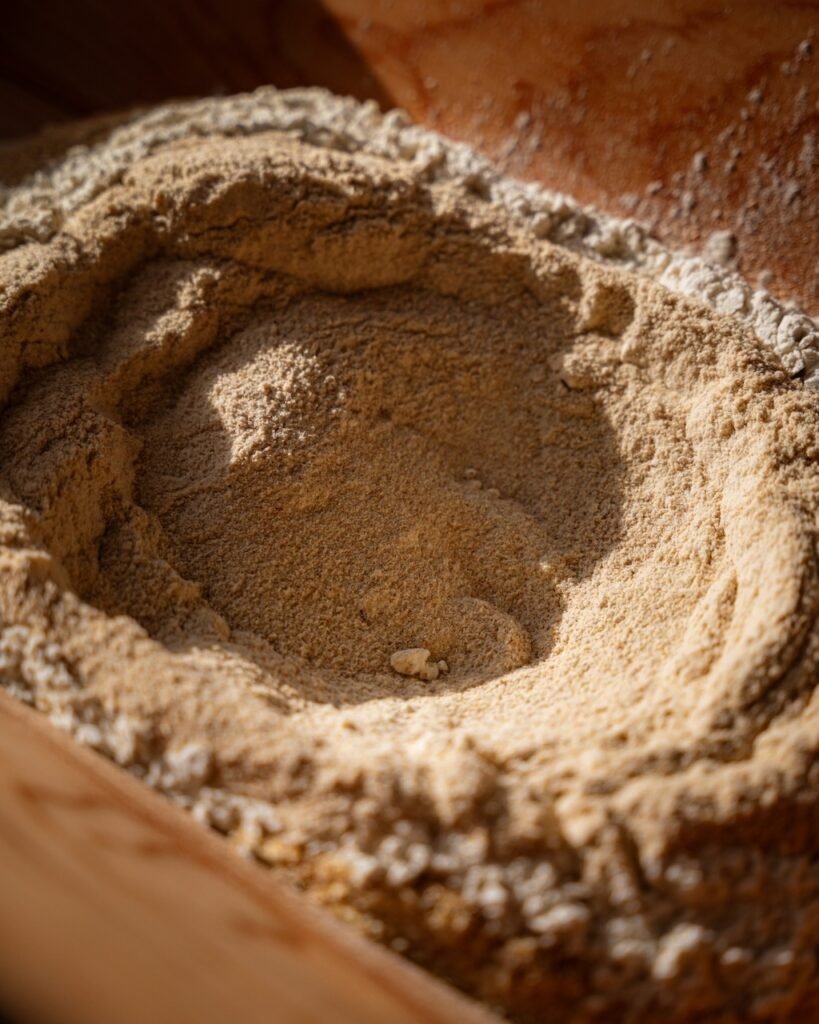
[2,89,819,1022]
[1,88,816,386]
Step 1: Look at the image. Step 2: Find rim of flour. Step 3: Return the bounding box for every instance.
[1,86,817,388]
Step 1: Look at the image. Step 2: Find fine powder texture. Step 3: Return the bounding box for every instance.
[2,89,819,1022]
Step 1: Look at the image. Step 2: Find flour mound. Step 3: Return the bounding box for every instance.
[2,90,819,1023]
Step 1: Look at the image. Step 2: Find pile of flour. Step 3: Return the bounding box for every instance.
[2,89,819,1022]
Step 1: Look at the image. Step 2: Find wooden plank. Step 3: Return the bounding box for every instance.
[0,692,500,1024]
[326,0,818,313]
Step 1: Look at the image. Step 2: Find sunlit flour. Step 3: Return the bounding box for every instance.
[2,89,819,1022]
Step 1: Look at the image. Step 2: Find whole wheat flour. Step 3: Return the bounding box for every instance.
[1,89,819,1022]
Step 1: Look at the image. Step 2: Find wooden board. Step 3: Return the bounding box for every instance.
[0,692,499,1024]
[325,0,818,312]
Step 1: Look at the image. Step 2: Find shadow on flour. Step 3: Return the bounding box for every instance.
[127,274,627,706]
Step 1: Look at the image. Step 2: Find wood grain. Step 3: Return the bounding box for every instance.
[0,692,499,1024]
[325,0,818,313]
